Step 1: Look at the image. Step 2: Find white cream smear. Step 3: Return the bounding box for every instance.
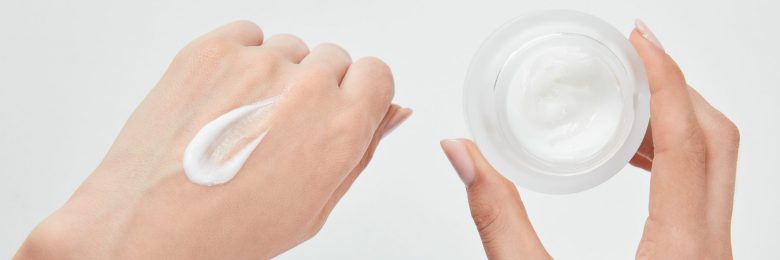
[183,96,280,186]
[503,38,623,165]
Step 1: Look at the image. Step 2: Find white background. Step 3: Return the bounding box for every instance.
[1,0,778,259]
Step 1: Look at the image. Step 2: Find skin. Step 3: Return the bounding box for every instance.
[441,23,739,259]
[15,21,412,259]
[14,19,738,260]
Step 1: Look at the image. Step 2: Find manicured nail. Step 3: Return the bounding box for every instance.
[440,139,475,187]
[382,108,412,137]
[635,19,664,51]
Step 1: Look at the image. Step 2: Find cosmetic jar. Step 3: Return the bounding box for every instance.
[464,10,650,194]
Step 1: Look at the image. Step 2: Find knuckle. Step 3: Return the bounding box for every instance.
[467,178,518,237]
[315,43,349,57]
[468,197,504,235]
[653,115,706,158]
[355,57,395,99]
[270,33,306,47]
[497,178,520,197]
[228,20,262,33]
[317,42,344,50]
[356,56,391,77]
[714,116,741,149]
[229,20,259,28]
[685,125,707,152]
[661,57,687,82]
[681,126,707,166]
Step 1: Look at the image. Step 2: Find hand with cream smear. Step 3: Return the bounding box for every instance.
[16,21,411,259]
[441,20,739,259]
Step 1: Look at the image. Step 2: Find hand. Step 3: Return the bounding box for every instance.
[16,21,411,259]
[441,20,739,259]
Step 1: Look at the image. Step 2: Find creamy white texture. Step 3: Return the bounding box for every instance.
[504,42,623,165]
[183,96,279,186]
[465,11,649,193]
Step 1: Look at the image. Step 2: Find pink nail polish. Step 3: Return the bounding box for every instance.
[382,108,412,137]
[635,19,664,51]
[440,139,475,187]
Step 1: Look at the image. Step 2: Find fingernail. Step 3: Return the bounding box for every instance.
[440,139,475,187]
[635,19,664,51]
[382,108,412,137]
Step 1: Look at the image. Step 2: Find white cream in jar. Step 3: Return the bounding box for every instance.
[465,10,650,193]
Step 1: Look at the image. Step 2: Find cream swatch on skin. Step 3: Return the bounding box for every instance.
[183,96,280,186]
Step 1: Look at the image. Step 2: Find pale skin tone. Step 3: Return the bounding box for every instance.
[16,20,738,260]
[15,21,412,259]
[441,21,739,259]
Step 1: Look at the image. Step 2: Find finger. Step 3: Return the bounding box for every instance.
[629,125,654,171]
[204,20,264,46]
[631,20,700,153]
[260,34,309,63]
[299,43,352,83]
[631,20,707,226]
[441,139,551,259]
[629,153,652,172]
[687,87,739,249]
[382,107,413,138]
[339,57,395,128]
[317,105,408,219]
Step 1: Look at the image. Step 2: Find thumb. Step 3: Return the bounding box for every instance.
[440,139,551,260]
[629,19,699,159]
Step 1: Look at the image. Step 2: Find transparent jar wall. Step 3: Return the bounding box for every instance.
[463,10,650,194]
